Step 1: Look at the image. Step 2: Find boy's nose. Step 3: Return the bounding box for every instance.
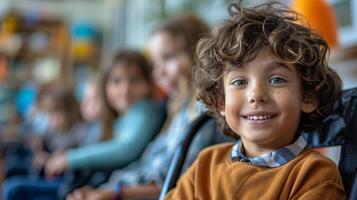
[248,85,269,104]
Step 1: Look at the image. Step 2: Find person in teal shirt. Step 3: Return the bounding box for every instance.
[45,50,164,175]
[64,99,162,170]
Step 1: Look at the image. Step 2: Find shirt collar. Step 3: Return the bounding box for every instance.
[230,135,307,168]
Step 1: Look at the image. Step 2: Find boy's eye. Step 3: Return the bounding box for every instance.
[231,79,247,87]
[269,77,287,85]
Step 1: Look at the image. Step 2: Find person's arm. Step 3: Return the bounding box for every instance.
[46,100,163,176]
[66,184,161,200]
[68,101,162,169]
[120,184,161,199]
[66,186,115,200]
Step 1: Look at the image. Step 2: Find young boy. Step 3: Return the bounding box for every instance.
[165,3,346,200]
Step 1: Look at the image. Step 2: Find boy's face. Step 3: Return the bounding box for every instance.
[220,49,317,156]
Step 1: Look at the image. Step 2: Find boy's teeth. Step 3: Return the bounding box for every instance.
[247,115,273,120]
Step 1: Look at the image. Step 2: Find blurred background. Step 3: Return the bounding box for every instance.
[0,0,357,183]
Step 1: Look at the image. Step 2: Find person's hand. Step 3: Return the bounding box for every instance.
[66,186,116,200]
[44,152,68,179]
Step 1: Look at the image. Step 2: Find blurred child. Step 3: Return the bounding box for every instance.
[1,85,102,200]
[30,86,85,170]
[66,14,216,200]
[77,78,102,145]
[3,85,85,178]
[165,3,345,199]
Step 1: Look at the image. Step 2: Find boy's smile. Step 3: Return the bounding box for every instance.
[220,49,317,157]
[241,111,278,126]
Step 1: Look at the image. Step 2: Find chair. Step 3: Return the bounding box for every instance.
[159,114,212,200]
[159,113,234,200]
[159,87,357,199]
[304,87,357,198]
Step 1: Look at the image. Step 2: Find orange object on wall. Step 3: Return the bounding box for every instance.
[291,0,339,47]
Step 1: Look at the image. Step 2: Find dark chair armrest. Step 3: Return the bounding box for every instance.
[159,113,212,200]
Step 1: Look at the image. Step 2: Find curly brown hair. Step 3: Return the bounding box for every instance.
[194,3,342,139]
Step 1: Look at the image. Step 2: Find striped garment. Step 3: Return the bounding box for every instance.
[230,135,307,168]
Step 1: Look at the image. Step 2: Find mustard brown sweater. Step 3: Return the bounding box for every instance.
[165,143,346,200]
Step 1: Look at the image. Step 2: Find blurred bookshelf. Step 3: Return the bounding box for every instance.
[0,8,102,137]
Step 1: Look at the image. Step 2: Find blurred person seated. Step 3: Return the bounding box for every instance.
[77,78,103,145]
[2,85,100,200]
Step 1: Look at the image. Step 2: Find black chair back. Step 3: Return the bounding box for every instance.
[159,114,213,200]
[304,87,357,197]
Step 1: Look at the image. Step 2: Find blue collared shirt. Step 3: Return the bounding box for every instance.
[230,135,307,168]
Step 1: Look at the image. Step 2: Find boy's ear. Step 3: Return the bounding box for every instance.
[302,94,318,113]
[219,110,225,116]
[218,98,225,116]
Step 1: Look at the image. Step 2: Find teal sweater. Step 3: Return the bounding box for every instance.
[67,99,163,170]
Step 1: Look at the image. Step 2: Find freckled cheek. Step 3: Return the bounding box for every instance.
[224,92,243,114]
[271,87,300,103]
[274,92,302,118]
